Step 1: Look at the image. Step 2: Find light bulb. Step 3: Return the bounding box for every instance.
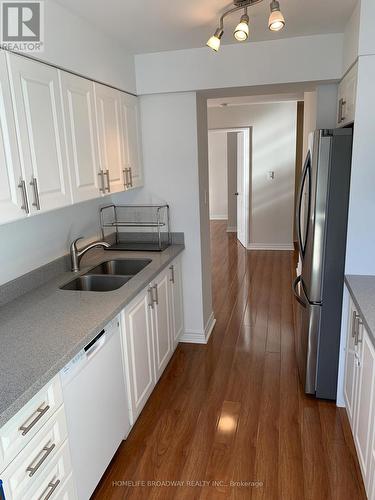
[234,13,249,42]
[207,27,224,51]
[268,0,285,32]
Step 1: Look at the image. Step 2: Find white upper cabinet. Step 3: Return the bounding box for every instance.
[337,62,358,127]
[60,71,102,203]
[94,83,125,193]
[6,52,72,213]
[0,52,28,224]
[120,93,143,189]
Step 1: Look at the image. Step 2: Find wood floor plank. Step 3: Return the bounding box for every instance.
[92,221,365,500]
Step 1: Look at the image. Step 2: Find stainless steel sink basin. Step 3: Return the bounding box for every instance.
[60,275,131,292]
[86,259,151,276]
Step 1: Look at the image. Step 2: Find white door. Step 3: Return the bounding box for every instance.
[94,83,125,193]
[344,300,360,425]
[120,93,143,189]
[236,131,247,248]
[122,288,155,424]
[152,271,172,381]
[169,260,184,350]
[7,52,72,213]
[354,327,375,484]
[0,52,28,224]
[60,71,102,202]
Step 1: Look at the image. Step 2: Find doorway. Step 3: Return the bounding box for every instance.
[208,127,251,249]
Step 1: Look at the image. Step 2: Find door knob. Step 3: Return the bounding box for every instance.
[234,192,239,196]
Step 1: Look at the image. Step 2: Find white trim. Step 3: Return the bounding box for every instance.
[247,243,294,251]
[210,215,228,220]
[204,312,216,342]
[180,312,216,344]
[226,226,237,233]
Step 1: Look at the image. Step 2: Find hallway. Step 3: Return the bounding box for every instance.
[93,221,365,499]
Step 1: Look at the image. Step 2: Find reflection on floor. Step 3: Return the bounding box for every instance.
[92,220,365,499]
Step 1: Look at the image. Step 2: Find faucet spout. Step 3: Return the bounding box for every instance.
[70,237,110,272]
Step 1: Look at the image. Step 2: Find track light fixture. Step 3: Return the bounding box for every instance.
[207,0,285,51]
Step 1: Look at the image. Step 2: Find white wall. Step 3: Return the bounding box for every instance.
[343,2,360,73]
[208,102,297,249]
[208,131,228,220]
[135,34,344,95]
[0,197,111,285]
[36,0,136,93]
[302,91,317,161]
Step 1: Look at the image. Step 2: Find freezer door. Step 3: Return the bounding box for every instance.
[302,131,331,303]
[293,275,321,395]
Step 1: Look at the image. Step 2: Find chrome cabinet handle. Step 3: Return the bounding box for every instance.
[19,405,50,436]
[105,169,111,192]
[152,284,158,305]
[123,168,129,188]
[338,98,346,123]
[39,479,61,500]
[98,170,105,193]
[26,443,55,477]
[30,176,41,210]
[128,167,133,187]
[169,265,175,284]
[18,179,29,214]
[147,287,154,309]
[353,311,363,346]
[351,310,357,338]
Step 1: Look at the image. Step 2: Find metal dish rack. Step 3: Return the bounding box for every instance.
[100,204,171,252]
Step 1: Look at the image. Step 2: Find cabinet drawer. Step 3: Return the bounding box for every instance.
[0,376,63,472]
[27,441,74,500]
[1,405,68,499]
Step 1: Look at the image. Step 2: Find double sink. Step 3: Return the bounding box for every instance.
[60,259,152,292]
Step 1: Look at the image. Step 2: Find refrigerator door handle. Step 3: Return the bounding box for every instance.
[293,275,307,308]
[296,151,312,258]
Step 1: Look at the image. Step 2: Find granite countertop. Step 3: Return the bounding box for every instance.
[345,275,375,346]
[0,244,184,428]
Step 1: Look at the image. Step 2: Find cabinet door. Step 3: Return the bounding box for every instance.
[120,93,143,189]
[337,63,357,127]
[152,270,172,381]
[60,72,102,202]
[94,83,125,193]
[169,259,184,350]
[7,53,72,212]
[0,51,28,225]
[354,327,375,485]
[344,299,360,425]
[122,288,155,424]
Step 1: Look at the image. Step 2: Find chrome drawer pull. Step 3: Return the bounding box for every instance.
[152,284,158,305]
[39,479,61,500]
[18,179,30,214]
[98,170,105,193]
[27,443,56,477]
[129,167,133,187]
[19,405,50,436]
[147,287,154,309]
[105,169,111,192]
[169,265,175,284]
[30,176,41,210]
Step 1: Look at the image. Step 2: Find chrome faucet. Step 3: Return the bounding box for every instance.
[70,237,110,272]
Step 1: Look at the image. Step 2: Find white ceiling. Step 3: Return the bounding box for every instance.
[57,0,357,54]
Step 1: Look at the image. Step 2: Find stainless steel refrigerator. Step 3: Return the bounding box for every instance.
[293,128,353,400]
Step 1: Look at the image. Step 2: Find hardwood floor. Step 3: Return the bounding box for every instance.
[92,221,365,499]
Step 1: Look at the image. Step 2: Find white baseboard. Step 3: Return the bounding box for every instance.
[247,243,295,251]
[180,312,216,345]
[226,226,237,233]
[210,215,228,220]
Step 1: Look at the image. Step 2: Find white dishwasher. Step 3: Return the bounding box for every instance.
[60,317,130,500]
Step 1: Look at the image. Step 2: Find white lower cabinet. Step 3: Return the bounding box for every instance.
[0,375,77,500]
[122,256,184,425]
[169,260,184,350]
[344,294,375,498]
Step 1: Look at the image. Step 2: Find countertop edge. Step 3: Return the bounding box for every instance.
[344,275,375,349]
[0,245,184,428]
